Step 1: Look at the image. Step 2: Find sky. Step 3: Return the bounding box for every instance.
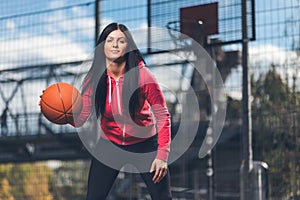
[1,0,299,67]
[0,0,96,69]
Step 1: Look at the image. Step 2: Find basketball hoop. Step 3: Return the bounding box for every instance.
[166,3,218,49]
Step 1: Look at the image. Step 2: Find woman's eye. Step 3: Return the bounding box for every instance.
[119,40,126,44]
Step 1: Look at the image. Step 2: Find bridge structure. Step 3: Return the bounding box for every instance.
[0,60,91,163]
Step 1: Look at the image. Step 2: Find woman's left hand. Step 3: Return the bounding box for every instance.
[150,158,168,183]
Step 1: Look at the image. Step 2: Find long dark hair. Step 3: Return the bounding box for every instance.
[83,23,145,119]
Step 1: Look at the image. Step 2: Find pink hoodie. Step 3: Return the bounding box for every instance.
[72,62,171,161]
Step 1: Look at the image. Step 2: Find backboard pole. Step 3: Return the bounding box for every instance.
[95,0,100,46]
[241,0,254,199]
[147,0,152,53]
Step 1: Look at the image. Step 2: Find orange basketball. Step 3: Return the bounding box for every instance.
[39,82,83,125]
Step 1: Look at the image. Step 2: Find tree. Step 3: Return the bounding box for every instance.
[9,163,53,200]
[23,164,53,200]
[0,164,14,200]
[0,178,14,200]
[49,161,89,200]
[251,66,300,199]
[0,161,90,200]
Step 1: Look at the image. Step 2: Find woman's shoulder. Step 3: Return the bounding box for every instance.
[138,61,158,85]
[138,60,145,68]
[138,61,147,74]
[138,61,150,76]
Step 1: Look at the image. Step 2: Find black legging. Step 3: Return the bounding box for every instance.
[86,137,172,200]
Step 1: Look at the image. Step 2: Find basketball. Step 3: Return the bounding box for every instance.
[39,82,83,125]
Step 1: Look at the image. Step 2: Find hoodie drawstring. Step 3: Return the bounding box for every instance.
[108,76,112,104]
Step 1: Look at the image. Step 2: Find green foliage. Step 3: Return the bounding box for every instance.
[250,67,300,199]
[9,163,54,200]
[0,178,14,200]
[226,96,242,120]
[227,65,300,199]
[50,161,89,200]
[0,161,89,200]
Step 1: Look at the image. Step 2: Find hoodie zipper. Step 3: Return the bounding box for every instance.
[115,79,126,145]
[115,80,122,114]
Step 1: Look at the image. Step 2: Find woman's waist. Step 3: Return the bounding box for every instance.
[99,134,158,153]
[101,119,156,136]
[100,125,157,146]
[101,112,154,126]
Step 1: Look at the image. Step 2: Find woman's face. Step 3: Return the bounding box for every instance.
[104,29,128,62]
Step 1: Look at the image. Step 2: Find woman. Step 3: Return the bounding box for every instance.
[70,22,172,199]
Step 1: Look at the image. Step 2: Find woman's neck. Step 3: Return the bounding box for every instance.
[106,60,126,79]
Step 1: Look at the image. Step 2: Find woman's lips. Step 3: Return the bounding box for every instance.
[110,50,120,54]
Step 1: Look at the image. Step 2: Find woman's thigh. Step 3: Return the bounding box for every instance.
[86,158,119,200]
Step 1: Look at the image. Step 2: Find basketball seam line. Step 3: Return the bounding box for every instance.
[40,87,78,114]
[40,83,79,123]
[40,98,66,113]
[65,91,79,113]
[56,83,69,123]
[40,98,68,122]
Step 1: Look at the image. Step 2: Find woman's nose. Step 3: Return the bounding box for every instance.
[112,40,118,48]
